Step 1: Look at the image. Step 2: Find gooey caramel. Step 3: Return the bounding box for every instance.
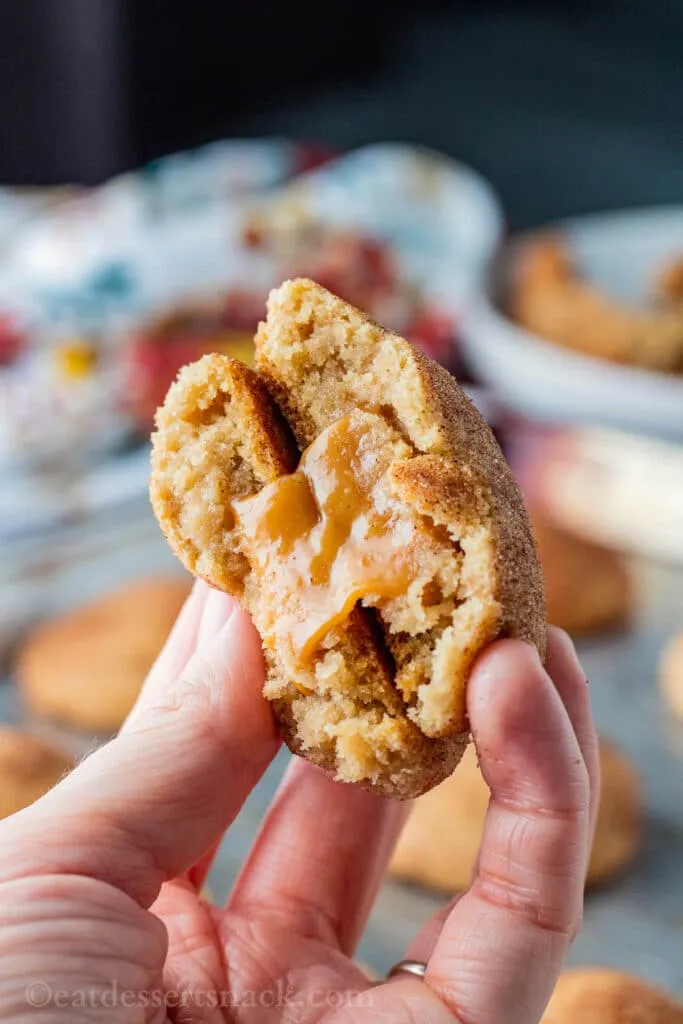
[233,410,426,666]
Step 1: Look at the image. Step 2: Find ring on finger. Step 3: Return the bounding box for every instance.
[387,959,427,981]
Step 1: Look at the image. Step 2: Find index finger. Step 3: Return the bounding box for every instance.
[424,639,591,1024]
[0,589,279,909]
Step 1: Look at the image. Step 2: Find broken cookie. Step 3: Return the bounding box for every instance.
[151,279,545,797]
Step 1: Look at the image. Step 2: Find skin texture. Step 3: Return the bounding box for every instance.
[388,736,639,891]
[0,584,597,1024]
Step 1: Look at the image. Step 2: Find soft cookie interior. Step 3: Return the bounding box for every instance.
[150,279,539,797]
[151,357,469,795]
[255,279,504,738]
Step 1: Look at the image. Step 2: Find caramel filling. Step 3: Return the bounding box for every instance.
[234,410,439,667]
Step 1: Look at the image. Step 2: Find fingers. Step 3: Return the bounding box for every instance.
[229,757,408,953]
[407,629,599,969]
[0,589,279,910]
[424,639,591,1024]
[123,578,208,724]
[325,978,457,1024]
[545,627,601,845]
[404,897,459,966]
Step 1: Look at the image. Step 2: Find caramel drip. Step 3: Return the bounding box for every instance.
[233,411,421,665]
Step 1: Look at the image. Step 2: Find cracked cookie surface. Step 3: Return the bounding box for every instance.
[151,279,545,797]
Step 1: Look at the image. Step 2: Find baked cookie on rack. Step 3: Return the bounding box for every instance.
[16,576,191,734]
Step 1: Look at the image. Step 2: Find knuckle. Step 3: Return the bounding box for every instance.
[474,867,580,939]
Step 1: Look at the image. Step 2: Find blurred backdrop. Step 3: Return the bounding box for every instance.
[2,0,683,225]
[0,0,682,1001]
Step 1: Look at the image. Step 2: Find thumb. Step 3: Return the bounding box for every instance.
[0,586,279,908]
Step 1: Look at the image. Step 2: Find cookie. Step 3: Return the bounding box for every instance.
[511,235,683,372]
[389,738,640,889]
[656,255,683,306]
[659,632,683,722]
[542,969,683,1023]
[588,739,642,886]
[389,744,484,891]
[532,516,632,635]
[0,726,73,820]
[16,576,191,733]
[150,278,545,798]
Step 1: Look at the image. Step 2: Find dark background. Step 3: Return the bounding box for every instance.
[1,0,682,227]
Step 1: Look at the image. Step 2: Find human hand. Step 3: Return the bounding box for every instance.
[0,582,597,1022]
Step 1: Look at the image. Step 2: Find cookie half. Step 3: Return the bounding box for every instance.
[151,279,545,797]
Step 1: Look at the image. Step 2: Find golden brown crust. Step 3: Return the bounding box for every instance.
[256,278,546,684]
[389,738,640,889]
[0,726,73,820]
[16,577,191,733]
[402,352,547,659]
[273,696,468,800]
[151,279,546,797]
[542,969,683,1023]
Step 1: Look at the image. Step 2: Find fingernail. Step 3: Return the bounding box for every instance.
[197,587,238,650]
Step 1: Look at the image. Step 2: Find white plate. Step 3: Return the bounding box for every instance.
[461,207,683,441]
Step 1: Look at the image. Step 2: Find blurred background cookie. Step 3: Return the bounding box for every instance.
[15,576,191,734]
[541,968,683,1023]
[389,738,640,893]
[0,725,73,820]
[589,740,642,886]
[532,515,633,636]
[510,235,683,372]
[659,632,683,722]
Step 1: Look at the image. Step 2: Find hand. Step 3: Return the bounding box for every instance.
[0,582,598,1023]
